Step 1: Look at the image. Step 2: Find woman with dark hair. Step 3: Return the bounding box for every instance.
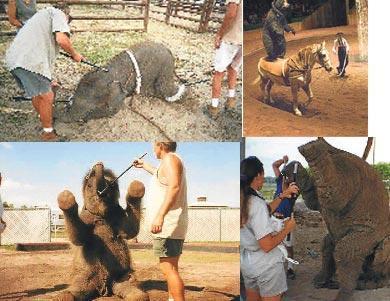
[240,156,298,301]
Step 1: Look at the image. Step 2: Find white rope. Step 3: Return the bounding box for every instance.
[125,50,142,94]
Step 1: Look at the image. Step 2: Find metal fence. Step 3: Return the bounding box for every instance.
[137,207,240,243]
[0,208,51,245]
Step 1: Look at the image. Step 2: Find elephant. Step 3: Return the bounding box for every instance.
[57,41,186,123]
[55,162,149,301]
[282,138,389,301]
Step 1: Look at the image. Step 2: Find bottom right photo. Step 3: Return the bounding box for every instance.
[240,137,390,301]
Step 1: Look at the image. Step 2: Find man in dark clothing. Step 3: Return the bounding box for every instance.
[262,0,295,61]
[333,32,350,77]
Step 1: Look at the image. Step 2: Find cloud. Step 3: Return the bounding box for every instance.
[0,142,13,150]
[2,178,36,190]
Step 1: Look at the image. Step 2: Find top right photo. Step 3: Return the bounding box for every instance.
[243,0,368,137]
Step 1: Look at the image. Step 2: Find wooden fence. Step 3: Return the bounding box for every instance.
[150,0,226,32]
[0,0,150,36]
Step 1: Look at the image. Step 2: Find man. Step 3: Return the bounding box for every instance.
[0,173,6,234]
[207,0,242,118]
[262,0,295,61]
[272,155,297,279]
[7,0,37,28]
[5,3,84,141]
[333,32,350,77]
[134,142,188,301]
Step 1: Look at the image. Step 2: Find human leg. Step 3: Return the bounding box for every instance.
[159,256,184,301]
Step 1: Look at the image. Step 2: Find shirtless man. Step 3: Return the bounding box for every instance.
[133,142,188,301]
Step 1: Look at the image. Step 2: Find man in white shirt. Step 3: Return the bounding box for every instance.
[208,0,242,118]
[133,142,188,301]
[333,32,350,77]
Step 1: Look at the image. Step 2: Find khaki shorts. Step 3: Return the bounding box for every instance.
[153,238,184,258]
[242,262,287,298]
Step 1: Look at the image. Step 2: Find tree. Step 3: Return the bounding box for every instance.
[356,0,368,61]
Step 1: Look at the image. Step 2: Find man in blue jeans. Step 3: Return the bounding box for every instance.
[273,155,297,279]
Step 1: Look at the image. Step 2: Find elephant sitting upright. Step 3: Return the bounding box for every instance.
[55,162,149,301]
[282,138,389,301]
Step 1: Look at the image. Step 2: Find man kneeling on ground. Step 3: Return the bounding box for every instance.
[5,2,84,141]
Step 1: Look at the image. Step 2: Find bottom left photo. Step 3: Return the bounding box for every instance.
[0,142,240,301]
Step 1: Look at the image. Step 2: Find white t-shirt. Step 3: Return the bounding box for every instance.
[240,194,284,278]
[5,7,70,79]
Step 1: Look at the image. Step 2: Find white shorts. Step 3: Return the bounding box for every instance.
[214,41,242,72]
[283,231,294,248]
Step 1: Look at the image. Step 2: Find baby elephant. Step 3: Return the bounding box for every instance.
[55,162,149,301]
[59,41,186,123]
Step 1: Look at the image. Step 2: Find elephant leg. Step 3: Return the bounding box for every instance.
[155,65,185,102]
[314,233,338,289]
[113,275,149,301]
[333,231,377,301]
[291,85,301,116]
[302,84,314,107]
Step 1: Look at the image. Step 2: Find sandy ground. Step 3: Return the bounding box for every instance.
[269,202,390,301]
[243,25,367,137]
[0,248,239,300]
[0,6,241,141]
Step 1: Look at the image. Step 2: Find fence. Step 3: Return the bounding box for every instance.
[0,208,51,245]
[150,0,225,32]
[0,0,150,36]
[137,207,240,243]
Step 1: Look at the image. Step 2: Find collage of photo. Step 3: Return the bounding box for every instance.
[0,0,388,301]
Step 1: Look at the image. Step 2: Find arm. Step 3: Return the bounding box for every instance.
[258,217,295,253]
[57,190,89,246]
[151,154,182,234]
[55,32,84,62]
[272,155,288,177]
[281,15,295,34]
[133,159,157,175]
[215,2,238,48]
[268,183,298,213]
[7,0,23,28]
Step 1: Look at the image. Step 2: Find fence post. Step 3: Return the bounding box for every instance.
[144,0,150,32]
[219,208,222,242]
[198,0,215,33]
[165,0,172,24]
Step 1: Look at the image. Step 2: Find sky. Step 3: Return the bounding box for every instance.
[245,137,389,176]
[0,142,240,209]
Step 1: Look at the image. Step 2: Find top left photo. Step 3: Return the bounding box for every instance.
[0,0,242,141]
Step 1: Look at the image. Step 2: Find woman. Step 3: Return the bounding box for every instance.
[240,156,298,301]
[7,0,37,28]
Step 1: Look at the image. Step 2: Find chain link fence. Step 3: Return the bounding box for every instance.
[0,208,51,245]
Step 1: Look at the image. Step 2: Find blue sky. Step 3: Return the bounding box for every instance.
[246,137,389,176]
[0,142,240,209]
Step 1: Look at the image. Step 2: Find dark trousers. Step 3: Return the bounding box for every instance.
[337,46,349,76]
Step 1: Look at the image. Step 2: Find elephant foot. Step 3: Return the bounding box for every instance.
[58,190,76,210]
[313,272,339,289]
[113,278,149,301]
[293,106,303,116]
[53,291,75,301]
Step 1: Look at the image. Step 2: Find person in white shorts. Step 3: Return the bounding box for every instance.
[208,0,242,117]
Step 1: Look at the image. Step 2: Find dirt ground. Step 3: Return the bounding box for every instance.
[243,25,367,137]
[278,202,390,301]
[0,6,241,141]
[0,248,239,300]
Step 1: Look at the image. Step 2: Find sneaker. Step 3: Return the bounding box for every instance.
[41,130,60,141]
[287,268,296,280]
[225,97,236,110]
[207,104,220,118]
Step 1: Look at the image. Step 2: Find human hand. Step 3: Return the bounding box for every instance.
[151,215,164,234]
[133,159,144,169]
[282,155,289,163]
[215,34,222,49]
[284,216,296,233]
[72,52,85,63]
[282,182,299,198]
